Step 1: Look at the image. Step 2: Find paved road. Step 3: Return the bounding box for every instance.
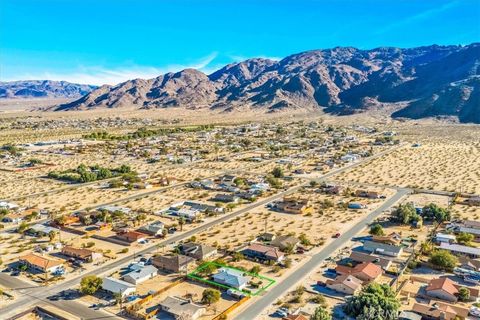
[0,274,35,290]
[0,145,402,318]
[234,188,410,320]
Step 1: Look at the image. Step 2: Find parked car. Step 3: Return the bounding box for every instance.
[333,233,341,238]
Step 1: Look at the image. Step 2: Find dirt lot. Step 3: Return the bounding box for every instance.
[336,142,480,194]
[195,186,393,251]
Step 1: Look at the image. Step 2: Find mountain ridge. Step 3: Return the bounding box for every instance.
[14,44,480,123]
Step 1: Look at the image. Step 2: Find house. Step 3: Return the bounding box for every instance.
[0,201,19,210]
[458,256,480,271]
[152,254,195,273]
[122,265,158,285]
[218,175,236,184]
[182,201,224,214]
[235,192,256,201]
[61,246,102,262]
[139,221,164,236]
[97,205,132,215]
[176,208,201,221]
[258,232,276,242]
[180,243,217,261]
[249,182,270,194]
[212,268,247,289]
[275,197,313,215]
[463,220,480,229]
[270,235,300,251]
[102,277,136,297]
[355,189,381,199]
[199,179,216,190]
[26,223,58,236]
[335,262,382,283]
[372,233,401,246]
[326,274,363,295]
[363,240,403,257]
[318,184,342,195]
[340,154,360,162]
[241,243,285,263]
[425,278,458,302]
[440,242,480,258]
[435,233,457,244]
[159,296,206,320]
[411,302,469,320]
[212,194,239,203]
[348,251,392,270]
[56,215,80,226]
[19,254,64,274]
[218,183,240,193]
[116,230,148,243]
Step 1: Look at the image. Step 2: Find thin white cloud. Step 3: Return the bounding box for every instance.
[4,52,218,86]
[374,0,459,35]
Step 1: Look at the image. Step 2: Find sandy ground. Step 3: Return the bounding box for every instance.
[194,186,394,251]
[336,142,480,194]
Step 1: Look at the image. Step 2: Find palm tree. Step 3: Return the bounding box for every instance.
[178,217,185,231]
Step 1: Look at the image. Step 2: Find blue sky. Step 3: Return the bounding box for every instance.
[1,0,479,85]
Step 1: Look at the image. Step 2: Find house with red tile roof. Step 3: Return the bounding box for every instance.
[425,278,458,302]
[116,230,148,243]
[19,254,64,274]
[335,262,382,283]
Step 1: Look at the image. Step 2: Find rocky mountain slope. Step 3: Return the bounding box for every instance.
[0,80,97,99]
[56,43,479,123]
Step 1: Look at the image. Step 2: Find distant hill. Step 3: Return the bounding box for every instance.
[0,80,97,99]
[32,44,480,123]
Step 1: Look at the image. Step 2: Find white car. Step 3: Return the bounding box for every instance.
[470,306,480,317]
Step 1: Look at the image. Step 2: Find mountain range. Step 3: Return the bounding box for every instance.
[0,80,97,99]
[3,44,479,123]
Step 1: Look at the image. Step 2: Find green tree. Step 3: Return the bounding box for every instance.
[393,203,418,225]
[17,222,30,234]
[232,252,244,262]
[299,233,311,246]
[272,167,284,178]
[199,263,218,276]
[178,216,185,231]
[80,275,103,295]
[250,265,261,275]
[310,306,332,320]
[456,232,474,245]
[201,288,220,306]
[429,250,458,271]
[48,230,57,242]
[344,283,400,320]
[369,224,384,236]
[422,203,451,223]
[458,287,470,302]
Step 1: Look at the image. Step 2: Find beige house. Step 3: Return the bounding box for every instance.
[326,274,363,295]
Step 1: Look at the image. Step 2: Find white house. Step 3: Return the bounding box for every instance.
[102,277,136,297]
[122,265,158,285]
[435,233,456,244]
